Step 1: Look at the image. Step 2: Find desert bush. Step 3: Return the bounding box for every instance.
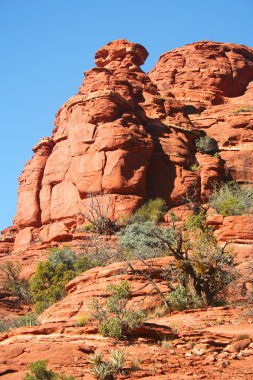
[13,312,38,328]
[167,227,236,306]
[75,313,90,327]
[90,361,113,380]
[145,305,167,319]
[119,221,173,259]
[184,211,209,232]
[30,247,99,314]
[0,261,32,303]
[120,215,236,308]
[195,136,218,154]
[130,198,167,224]
[82,192,118,235]
[90,281,144,339]
[81,234,119,266]
[166,285,203,311]
[23,360,75,380]
[210,182,253,216]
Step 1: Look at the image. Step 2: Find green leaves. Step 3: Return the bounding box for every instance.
[23,360,75,380]
[211,182,253,216]
[30,247,99,314]
[90,281,144,339]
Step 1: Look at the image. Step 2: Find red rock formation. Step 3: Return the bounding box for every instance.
[12,39,206,247]
[150,41,253,185]
[3,39,252,250]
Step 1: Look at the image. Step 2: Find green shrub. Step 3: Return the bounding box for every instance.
[210,182,253,216]
[23,360,75,380]
[130,198,167,224]
[167,285,203,311]
[184,211,209,232]
[195,136,218,154]
[0,261,32,303]
[90,362,113,380]
[81,224,96,232]
[189,164,200,172]
[30,247,99,314]
[119,221,173,259]
[120,216,236,308]
[90,281,144,339]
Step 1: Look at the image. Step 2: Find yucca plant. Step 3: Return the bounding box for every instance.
[89,353,103,366]
[90,362,113,380]
[109,349,125,372]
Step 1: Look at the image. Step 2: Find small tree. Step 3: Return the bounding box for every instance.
[90,281,145,339]
[81,192,118,235]
[30,247,99,314]
[119,215,236,308]
[195,136,218,154]
[0,261,31,303]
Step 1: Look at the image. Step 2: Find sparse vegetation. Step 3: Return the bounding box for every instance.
[0,312,38,333]
[89,350,125,379]
[109,349,125,373]
[130,357,142,370]
[233,104,253,114]
[90,281,145,339]
[189,164,201,172]
[195,136,218,154]
[30,247,99,314]
[120,213,236,308]
[0,261,31,303]
[81,234,119,266]
[210,182,253,216]
[75,313,90,327]
[23,360,75,380]
[145,305,168,319]
[130,198,167,224]
[161,337,172,349]
[82,192,118,235]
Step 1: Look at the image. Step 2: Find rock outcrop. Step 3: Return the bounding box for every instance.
[149,41,253,185]
[0,39,252,250]
[1,39,253,380]
[11,39,215,248]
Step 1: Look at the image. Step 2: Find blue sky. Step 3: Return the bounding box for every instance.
[1,0,253,230]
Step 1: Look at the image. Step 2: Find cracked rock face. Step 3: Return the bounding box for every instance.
[12,39,253,246]
[149,41,253,185]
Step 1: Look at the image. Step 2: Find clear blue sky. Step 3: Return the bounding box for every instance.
[1,0,253,230]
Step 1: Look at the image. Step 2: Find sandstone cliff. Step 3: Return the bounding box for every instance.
[0,39,253,380]
[12,39,253,249]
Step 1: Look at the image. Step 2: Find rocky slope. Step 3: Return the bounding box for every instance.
[0,39,253,380]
